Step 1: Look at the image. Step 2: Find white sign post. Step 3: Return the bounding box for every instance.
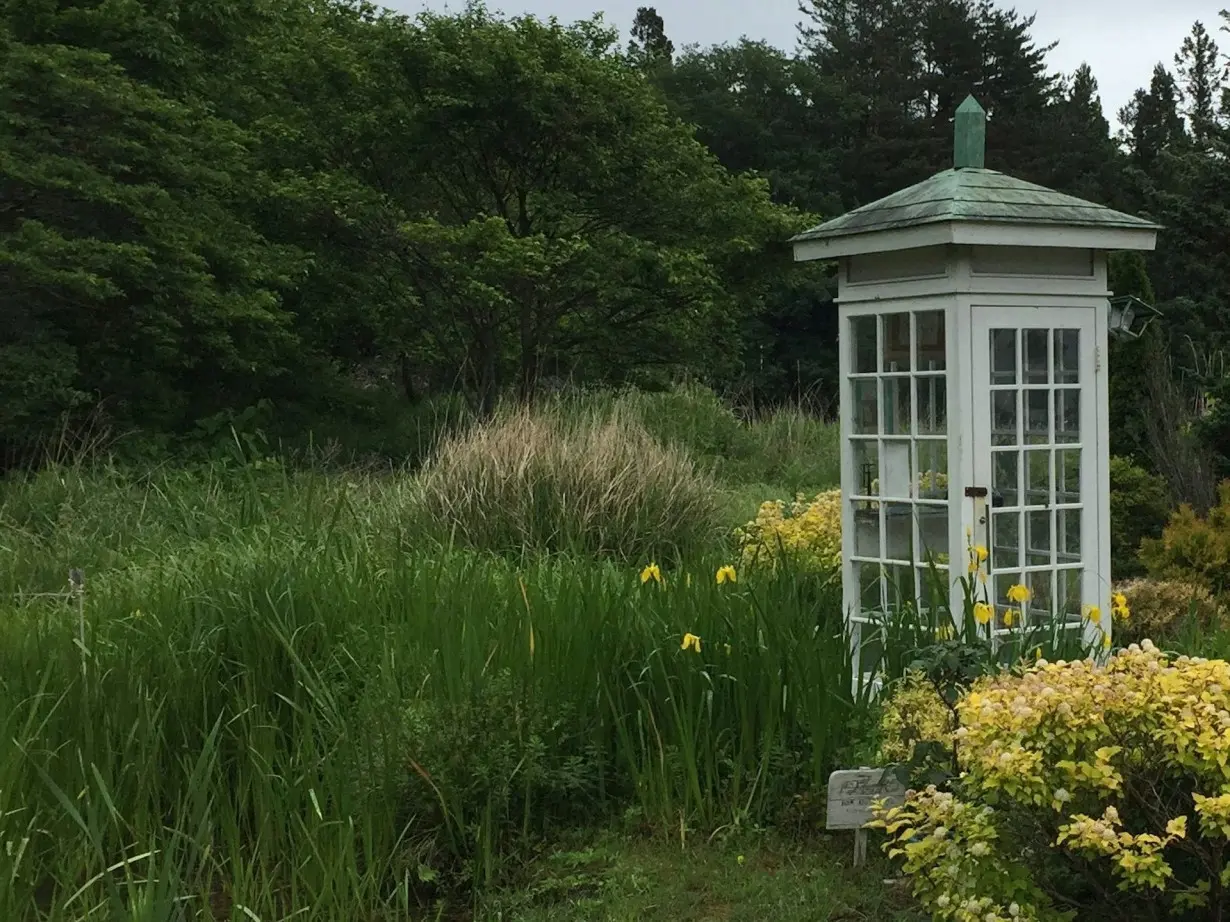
[827,767,907,867]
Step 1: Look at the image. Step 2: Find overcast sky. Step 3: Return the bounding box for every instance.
[392,0,1226,124]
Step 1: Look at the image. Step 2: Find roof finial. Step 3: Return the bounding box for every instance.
[954,95,985,170]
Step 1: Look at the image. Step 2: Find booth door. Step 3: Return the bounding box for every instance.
[970,306,1101,631]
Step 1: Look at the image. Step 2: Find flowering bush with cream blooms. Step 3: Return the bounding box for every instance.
[735,489,842,574]
[872,642,1230,920]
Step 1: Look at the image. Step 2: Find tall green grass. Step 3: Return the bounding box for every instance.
[0,464,860,920]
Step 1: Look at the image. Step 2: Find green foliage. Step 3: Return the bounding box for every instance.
[414,403,722,561]
[1108,455,1173,578]
[398,672,606,888]
[0,21,302,448]
[481,832,916,922]
[1140,480,1230,596]
[391,7,804,410]
[585,386,841,490]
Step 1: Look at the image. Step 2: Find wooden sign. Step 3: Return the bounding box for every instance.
[827,767,908,866]
[827,768,907,831]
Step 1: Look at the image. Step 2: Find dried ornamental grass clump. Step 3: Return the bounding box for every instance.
[1112,577,1221,643]
[415,405,721,560]
[872,643,1230,921]
[735,488,842,575]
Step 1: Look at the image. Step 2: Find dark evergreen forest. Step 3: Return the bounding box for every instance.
[3,0,1227,489]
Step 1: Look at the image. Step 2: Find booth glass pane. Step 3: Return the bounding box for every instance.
[918,505,948,566]
[851,439,879,496]
[1024,329,1050,384]
[881,441,913,498]
[1056,389,1080,443]
[1055,329,1080,384]
[852,380,878,434]
[916,376,946,434]
[992,391,1018,446]
[993,451,1019,507]
[1058,508,1081,560]
[991,329,1016,385]
[1059,568,1083,621]
[1026,510,1052,567]
[1025,450,1051,506]
[915,439,948,499]
[883,378,912,435]
[992,510,1021,570]
[884,503,913,562]
[883,314,911,372]
[856,561,884,613]
[885,564,917,610]
[854,504,881,557]
[851,316,878,374]
[1056,449,1081,503]
[1026,390,1050,444]
[916,311,946,371]
[1028,570,1055,618]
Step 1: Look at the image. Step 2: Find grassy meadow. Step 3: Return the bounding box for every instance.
[0,389,908,921]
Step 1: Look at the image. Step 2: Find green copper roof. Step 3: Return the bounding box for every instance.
[792,167,1161,244]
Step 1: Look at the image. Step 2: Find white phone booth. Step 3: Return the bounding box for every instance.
[790,97,1159,682]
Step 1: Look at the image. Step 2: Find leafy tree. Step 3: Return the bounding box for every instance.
[628,6,673,66]
[1174,20,1222,142]
[0,15,303,452]
[655,40,845,212]
[388,8,802,410]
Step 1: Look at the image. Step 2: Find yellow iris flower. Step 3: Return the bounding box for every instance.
[716,565,737,585]
[681,632,702,653]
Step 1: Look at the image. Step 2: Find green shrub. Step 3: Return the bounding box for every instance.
[1108,455,1172,579]
[414,404,722,560]
[397,671,606,887]
[1140,479,1230,596]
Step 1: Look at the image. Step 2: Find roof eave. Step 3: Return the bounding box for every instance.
[792,220,1159,262]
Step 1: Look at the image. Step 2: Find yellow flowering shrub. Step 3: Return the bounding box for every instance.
[735,488,842,574]
[877,670,956,766]
[873,643,1230,920]
[1113,577,1221,643]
